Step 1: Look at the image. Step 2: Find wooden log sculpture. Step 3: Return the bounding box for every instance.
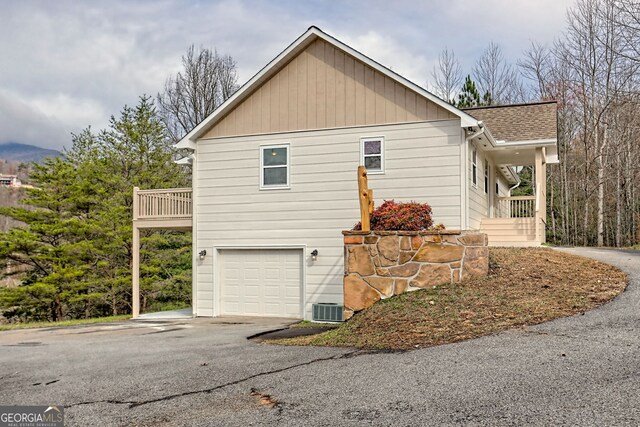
[357,166,374,231]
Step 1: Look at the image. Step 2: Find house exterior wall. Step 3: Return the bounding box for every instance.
[496,173,511,198]
[193,119,463,319]
[468,143,489,229]
[467,143,513,228]
[202,39,456,139]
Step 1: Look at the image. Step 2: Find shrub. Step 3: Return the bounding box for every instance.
[353,200,434,231]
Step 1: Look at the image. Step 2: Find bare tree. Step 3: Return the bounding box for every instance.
[157,45,239,142]
[518,42,554,100]
[473,42,526,104]
[610,0,640,63]
[562,0,638,245]
[429,48,463,103]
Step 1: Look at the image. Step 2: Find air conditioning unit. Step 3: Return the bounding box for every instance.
[312,303,344,322]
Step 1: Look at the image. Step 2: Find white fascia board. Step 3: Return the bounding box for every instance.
[175,139,196,150]
[493,138,557,148]
[174,156,193,165]
[175,26,479,149]
[545,145,560,164]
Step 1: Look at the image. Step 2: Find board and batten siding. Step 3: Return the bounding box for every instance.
[194,120,463,319]
[202,38,456,139]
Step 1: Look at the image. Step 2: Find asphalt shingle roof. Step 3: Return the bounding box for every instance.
[463,101,557,143]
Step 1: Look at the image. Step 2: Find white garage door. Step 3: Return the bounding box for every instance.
[220,249,303,318]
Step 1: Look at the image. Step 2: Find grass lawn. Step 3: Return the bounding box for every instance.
[0,314,131,331]
[271,248,628,350]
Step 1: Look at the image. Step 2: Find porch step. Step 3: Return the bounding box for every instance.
[488,240,540,247]
[480,217,539,247]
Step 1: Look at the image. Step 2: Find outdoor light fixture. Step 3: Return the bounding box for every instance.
[311,249,319,261]
[199,250,207,260]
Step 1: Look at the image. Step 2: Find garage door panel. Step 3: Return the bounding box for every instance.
[220,249,302,318]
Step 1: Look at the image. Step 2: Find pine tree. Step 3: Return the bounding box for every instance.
[456,75,493,108]
[0,96,191,322]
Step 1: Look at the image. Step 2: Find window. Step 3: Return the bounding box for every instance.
[495,182,499,195]
[260,144,289,189]
[484,159,489,194]
[471,146,477,187]
[361,137,384,174]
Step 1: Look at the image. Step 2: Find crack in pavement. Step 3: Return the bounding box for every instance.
[66,399,137,408]
[67,349,372,410]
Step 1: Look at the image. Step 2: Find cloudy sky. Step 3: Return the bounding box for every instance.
[0,0,575,150]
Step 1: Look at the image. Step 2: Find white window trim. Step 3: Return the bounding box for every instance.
[360,136,385,174]
[471,145,478,188]
[260,143,290,190]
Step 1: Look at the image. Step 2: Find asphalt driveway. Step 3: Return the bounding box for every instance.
[1,247,638,426]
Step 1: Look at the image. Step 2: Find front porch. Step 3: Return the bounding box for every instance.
[463,101,557,248]
[480,146,548,247]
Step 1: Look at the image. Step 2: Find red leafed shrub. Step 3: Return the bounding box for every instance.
[353,200,434,231]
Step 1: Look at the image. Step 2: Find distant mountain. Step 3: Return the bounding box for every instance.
[0,142,61,163]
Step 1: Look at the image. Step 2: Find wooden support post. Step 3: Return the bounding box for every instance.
[358,166,372,231]
[132,186,140,318]
[132,225,140,318]
[534,147,547,244]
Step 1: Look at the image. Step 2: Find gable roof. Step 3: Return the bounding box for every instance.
[463,101,557,143]
[176,26,480,149]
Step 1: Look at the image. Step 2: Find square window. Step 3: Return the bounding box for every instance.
[260,144,289,189]
[361,137,384,173]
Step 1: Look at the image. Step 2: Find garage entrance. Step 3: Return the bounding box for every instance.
[219,249,303,318]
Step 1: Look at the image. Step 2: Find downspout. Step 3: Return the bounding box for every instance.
[508,181,520,194]
[190,149,197,318]
[463,123,486,229]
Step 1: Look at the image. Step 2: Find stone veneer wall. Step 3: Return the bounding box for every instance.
[343,230,488,320]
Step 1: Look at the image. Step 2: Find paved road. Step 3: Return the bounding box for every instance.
[1,247,638,426]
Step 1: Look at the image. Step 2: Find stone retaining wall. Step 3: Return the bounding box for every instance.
[343,230,488,319]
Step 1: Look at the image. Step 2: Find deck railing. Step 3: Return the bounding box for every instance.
[495,196,536,218]
[133,187,192,220]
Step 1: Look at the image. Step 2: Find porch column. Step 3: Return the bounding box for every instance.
[534,147,547,244]
[132,225,140,318]
[132,186,140,318]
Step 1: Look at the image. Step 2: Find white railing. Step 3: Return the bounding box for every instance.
[133,187,192,220]
[495,196,536,218]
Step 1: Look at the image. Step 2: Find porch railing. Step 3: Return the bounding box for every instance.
[133,187,192,220]
[495,196,536,218]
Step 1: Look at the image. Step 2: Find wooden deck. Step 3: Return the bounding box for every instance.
[132,187,192,229]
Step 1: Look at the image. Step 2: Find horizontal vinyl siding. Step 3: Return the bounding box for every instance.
[468,143,489,230]
[195,120,462,319]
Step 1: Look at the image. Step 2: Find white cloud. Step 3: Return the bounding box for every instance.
[0,90,70,149]
[340,30,433,87]
[0,0,576,151]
